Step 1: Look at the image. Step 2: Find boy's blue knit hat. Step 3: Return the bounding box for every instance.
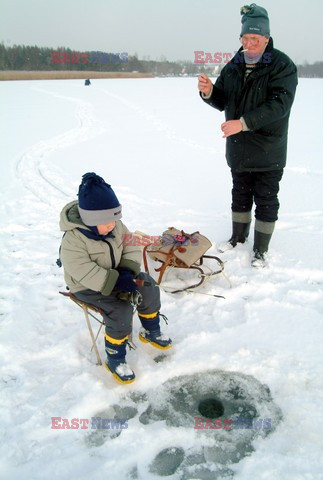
[77,172,122,226]
[240,4,270,37]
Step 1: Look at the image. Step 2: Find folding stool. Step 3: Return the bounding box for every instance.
[59,291,105,365]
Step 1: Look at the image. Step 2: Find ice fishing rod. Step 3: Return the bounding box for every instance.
[133,278,225,299]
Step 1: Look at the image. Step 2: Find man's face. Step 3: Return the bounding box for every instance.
[240,34,269,58]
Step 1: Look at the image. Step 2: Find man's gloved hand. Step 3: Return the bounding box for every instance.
[114,268,137,293]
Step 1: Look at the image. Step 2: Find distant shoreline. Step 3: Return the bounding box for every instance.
[0,71,155,81]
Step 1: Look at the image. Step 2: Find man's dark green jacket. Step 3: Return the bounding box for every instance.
[201,38,298,172]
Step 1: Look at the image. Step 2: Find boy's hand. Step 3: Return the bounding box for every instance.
[114,268,137,293]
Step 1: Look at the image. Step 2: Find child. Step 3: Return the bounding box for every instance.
[59,172,172,384]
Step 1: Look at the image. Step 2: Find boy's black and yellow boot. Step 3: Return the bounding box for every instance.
[104,334,135,384]
[138,312,172,350]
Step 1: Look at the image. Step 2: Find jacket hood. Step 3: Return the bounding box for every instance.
[59,200,88,232]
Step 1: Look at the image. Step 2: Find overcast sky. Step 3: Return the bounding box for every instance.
[1,0,322,64]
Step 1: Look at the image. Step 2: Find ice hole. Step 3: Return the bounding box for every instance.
[198,397,224,419]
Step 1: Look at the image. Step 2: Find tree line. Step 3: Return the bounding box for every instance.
[0,43,208,76]
[0,43,321,77]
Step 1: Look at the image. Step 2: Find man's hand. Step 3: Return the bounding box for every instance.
[221,120,243,138]
[198,73,213,96]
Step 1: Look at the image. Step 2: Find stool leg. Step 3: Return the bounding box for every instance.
[92,322,104,353]
[83,305,102,365]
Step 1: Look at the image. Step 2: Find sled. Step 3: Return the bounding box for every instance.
[142,228,225,296]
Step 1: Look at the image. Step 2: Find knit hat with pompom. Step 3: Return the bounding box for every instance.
[240,4,270,37]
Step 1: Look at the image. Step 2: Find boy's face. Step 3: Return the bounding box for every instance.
[97,222,116,235]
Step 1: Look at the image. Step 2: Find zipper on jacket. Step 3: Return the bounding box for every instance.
[103,240,116,269]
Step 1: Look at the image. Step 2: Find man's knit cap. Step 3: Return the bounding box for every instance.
[240,3,270,37]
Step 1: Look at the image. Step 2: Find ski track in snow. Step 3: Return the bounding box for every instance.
[0,78,323,480]
[14,87,107,205]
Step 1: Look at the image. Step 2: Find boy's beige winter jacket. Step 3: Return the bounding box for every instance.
[59,201,141,295]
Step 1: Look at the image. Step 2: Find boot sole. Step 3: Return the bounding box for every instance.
[251,259,267,268]
[217,239,247,253]
[139,334,172,350]
[104,362,135,384]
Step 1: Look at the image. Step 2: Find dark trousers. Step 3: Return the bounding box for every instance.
[74,272,160,340]
[231,170,284,223]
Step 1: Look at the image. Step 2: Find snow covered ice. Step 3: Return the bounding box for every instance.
[0,77,323,480]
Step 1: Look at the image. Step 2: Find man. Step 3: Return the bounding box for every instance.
[198,4,298,267]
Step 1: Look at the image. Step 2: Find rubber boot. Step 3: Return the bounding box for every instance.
[252,223,274,268]
[218,220,251,253]
[104,335,135,384]
[228,221,251,247]
[138,312,172,350]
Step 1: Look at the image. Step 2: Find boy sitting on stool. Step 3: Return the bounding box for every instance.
[59,172,172,384]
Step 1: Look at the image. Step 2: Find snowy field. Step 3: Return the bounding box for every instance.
[0,77,323,479]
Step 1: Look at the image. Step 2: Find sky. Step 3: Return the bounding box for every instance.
[1,0,322,64]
